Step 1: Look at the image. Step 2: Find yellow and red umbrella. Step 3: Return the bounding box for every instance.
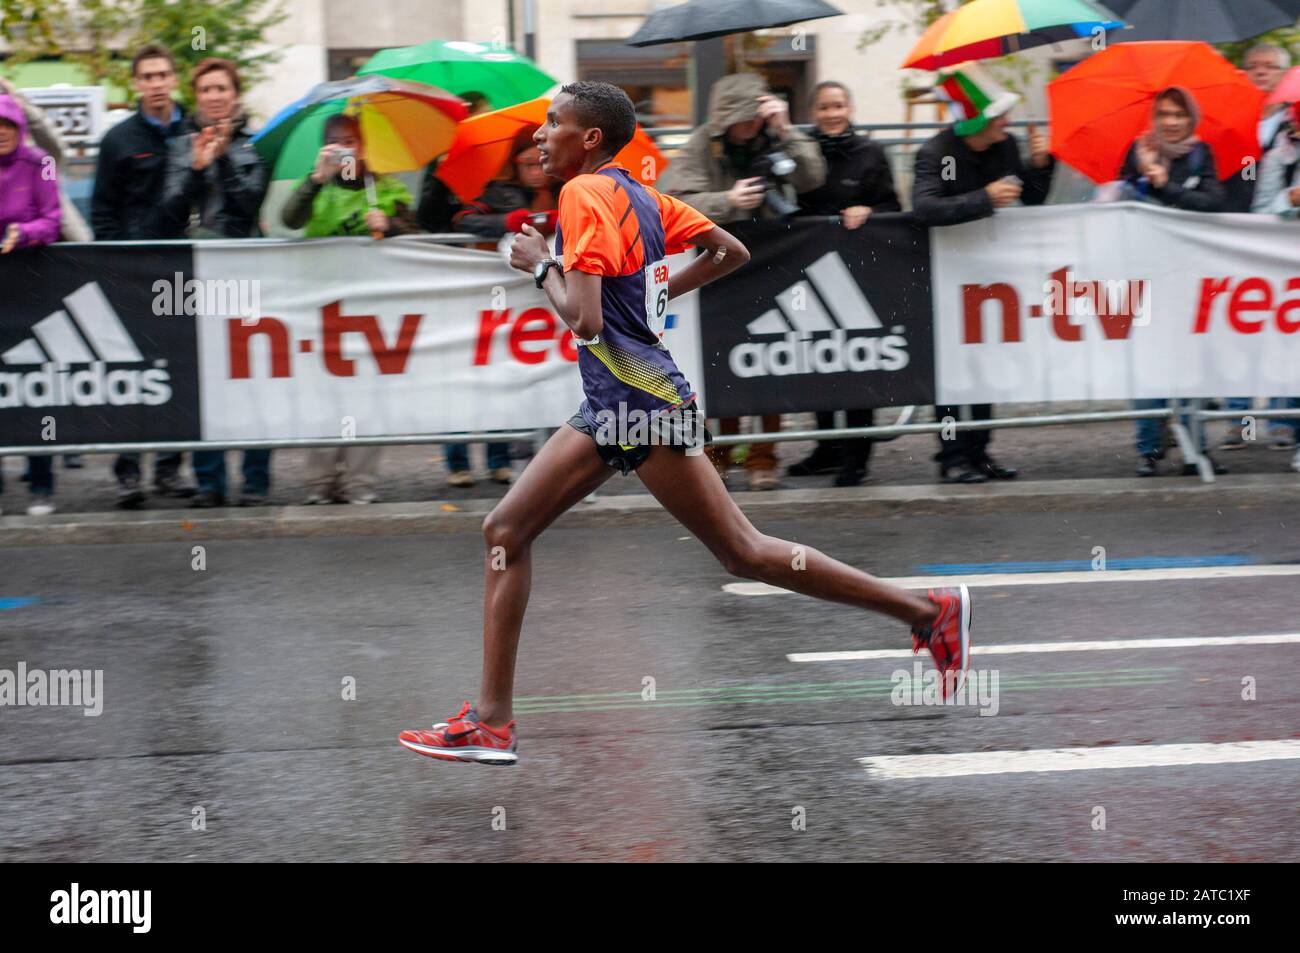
[903,0,1127,71]
[1048,41,1266,184]
[436,96,668,204]
[253,75,468,180]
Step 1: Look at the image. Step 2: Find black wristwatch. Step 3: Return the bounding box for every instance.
[533,257,561,288]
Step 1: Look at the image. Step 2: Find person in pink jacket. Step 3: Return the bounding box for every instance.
[0,92,61,516]
[0,93,61,253]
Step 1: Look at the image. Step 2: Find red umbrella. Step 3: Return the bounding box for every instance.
[1048,41,1266,184]
[1267,66,1300,106]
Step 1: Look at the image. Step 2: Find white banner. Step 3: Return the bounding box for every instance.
[193,238,702,440]
[932,203,1300,404]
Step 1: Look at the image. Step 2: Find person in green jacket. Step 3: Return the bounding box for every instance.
[280,113,418,237]
[281,113,417,503]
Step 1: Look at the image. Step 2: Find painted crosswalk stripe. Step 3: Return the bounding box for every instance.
[787,632,1300,663]
[859,740,1300,780]
[724,563,1300,597]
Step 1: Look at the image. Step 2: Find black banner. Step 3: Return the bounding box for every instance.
[699,215,934,417]
[0,244,200,446]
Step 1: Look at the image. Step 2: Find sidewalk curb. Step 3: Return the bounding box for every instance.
[2,475,1297,546]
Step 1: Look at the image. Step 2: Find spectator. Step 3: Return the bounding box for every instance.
[912,64,1049,482]
[417,91,491,233]
[658,72,826,490]
[281,113,412,503]
[90,43,195,507]
[0,77,92,241]
[1115,88,1225,213]
[161,57,273,508]
[791,80,902,487]
[1224,44,1294,212]
[0,93,61,514]
[1227,101,1300,460]
[280,113,418,238]
[444,126,558,487]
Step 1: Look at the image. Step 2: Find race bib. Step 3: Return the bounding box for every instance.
[645,257,670,338]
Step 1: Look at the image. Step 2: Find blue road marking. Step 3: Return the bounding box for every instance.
[0,597,39,610]
[912,555,1259,575]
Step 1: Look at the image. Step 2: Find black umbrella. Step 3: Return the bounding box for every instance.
[627,0,844,47]
[1105,0,1300,44]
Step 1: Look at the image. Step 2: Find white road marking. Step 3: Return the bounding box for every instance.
[787,632,1300,663]
[860,740,1300,779]
[724,564,1300,597]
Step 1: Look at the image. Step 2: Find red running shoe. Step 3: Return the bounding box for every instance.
[911,584,972,699]
[398,701,517,765]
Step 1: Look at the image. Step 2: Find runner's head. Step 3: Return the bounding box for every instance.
[534,82,636,181]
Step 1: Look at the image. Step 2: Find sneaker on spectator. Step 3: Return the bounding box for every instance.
[189,490,224,508]
[26,498,55,516]
[1135,453,1160,478]
[154,474,196,498]
[238,491,269,507]
[940,464,988,484]
[748,470,781,491]
[447,470,475,488]
[1271,431,1298,452]
[349,490,378,504]
[490,467,513,485]
[1181,455,1229,476]
[117,478,146,509]
[304,491,332,505]
[1219,426,1248,451]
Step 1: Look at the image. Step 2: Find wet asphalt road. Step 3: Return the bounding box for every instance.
[1,504,1297,862]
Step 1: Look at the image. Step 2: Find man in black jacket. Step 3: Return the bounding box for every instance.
[91,43,194,506]
[912,65,1054,483]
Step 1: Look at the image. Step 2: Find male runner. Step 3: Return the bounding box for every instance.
[398,82,970,764]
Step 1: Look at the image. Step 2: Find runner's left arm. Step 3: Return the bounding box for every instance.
[665,225,750,300]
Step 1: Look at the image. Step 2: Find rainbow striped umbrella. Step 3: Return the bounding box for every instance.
[903,0,1128,71]
[252,75,468,180]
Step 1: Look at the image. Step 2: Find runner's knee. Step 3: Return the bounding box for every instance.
[716,533,767,579]
[482,509,531,553]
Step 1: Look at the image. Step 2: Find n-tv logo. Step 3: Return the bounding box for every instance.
[227,303,422,378]
[729,251,911,378]
[0,282,172,408]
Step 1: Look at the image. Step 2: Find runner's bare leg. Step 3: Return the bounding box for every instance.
[635,446,938,626]
[476,425,615,725]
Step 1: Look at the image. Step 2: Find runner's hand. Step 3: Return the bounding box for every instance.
[727,177,766,211]
[509,222,550,273]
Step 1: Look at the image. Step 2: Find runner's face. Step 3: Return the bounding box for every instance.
[536,93,597,180]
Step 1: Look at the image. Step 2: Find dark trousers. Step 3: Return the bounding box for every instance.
[934,404,994,469]
[814,410,875,469]
[192,450,272,497]
[2,456,54,496]
[114,452,183,485]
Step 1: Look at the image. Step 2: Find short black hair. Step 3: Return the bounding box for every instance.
[132,43,176,77]
[559,81,636,157]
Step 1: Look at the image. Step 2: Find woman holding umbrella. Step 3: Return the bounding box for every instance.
[1115,87,1226,212]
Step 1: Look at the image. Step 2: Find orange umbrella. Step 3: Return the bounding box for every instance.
[1048,41,1265,185]
[436,96,667,204]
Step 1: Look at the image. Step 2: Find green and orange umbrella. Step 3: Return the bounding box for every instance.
[252,75,469,181]
[903,0,1128,71]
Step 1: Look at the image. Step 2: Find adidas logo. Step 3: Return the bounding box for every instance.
[729,251,911,379]
[0,282,172,409]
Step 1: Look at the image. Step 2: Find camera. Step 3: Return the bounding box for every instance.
[749,150,800,217]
